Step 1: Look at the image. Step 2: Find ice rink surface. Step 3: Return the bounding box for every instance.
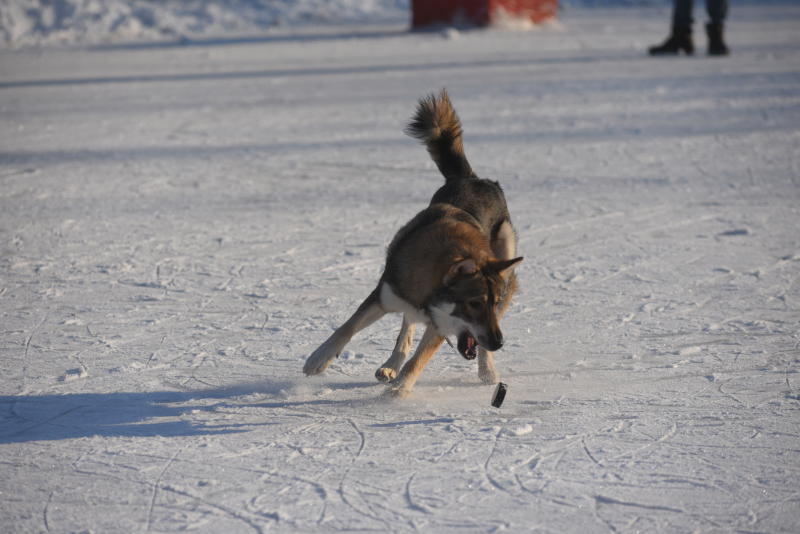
[1,4,799,532]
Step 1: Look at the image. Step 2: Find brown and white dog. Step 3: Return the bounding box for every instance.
[303,90,521,398]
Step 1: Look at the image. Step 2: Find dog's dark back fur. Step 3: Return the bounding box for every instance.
[405,90,512,241]
[382,204,494,308]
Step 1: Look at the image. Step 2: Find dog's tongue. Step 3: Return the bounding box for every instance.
[457,332,478,360]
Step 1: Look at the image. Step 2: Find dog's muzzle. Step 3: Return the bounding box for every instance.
[479,333,503,352]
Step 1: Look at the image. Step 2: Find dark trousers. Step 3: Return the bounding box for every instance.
[673,0,728,28]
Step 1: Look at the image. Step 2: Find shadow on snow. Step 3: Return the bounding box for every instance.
[0,379,389,444]
[0,385,264,444]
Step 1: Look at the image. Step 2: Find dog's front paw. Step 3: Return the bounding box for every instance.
[303,340,339,376]
[375,367,397,382]
[303,356,332,376]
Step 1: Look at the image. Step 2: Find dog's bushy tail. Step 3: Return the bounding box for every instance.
[405,89,476,181]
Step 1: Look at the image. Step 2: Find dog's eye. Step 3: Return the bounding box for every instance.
[468,300,483,310]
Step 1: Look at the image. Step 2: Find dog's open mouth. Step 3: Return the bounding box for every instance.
[457,331,478,360]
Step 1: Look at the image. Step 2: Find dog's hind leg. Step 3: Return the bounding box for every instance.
[375,315,416,383]
[385,325,444,398]
[304,287,385,376]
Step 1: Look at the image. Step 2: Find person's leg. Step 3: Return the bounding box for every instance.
[705,0,730,55]
[706,0,728,25]
[673,0,694,30]
[650,0,695,55]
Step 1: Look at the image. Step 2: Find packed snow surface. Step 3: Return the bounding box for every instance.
[2,4,800,533]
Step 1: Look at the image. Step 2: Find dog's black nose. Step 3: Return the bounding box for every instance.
[480,334,503,352]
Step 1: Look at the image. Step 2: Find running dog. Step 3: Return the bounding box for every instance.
[303,90,521,398]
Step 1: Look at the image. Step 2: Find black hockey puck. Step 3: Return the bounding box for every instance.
[491,382,507,408]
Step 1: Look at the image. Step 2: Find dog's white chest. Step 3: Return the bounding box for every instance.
[379,283,429,324]
[429,301,475,338]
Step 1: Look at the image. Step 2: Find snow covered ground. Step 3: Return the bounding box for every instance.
[0,0,410,48]
[2,3,800,533]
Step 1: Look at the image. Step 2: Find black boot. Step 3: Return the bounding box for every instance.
[706,23,729,56]
[649,26,694,56]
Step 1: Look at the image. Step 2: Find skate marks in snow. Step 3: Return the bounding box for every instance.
[2,360,799,531]
[511,177,800,384]
[7,388,798,533]
[3,199,795,531]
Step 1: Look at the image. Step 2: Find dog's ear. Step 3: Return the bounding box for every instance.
[444,258,477,285]
[488,257,523,279]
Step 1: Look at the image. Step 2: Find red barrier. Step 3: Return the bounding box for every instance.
[412,0,558,29]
